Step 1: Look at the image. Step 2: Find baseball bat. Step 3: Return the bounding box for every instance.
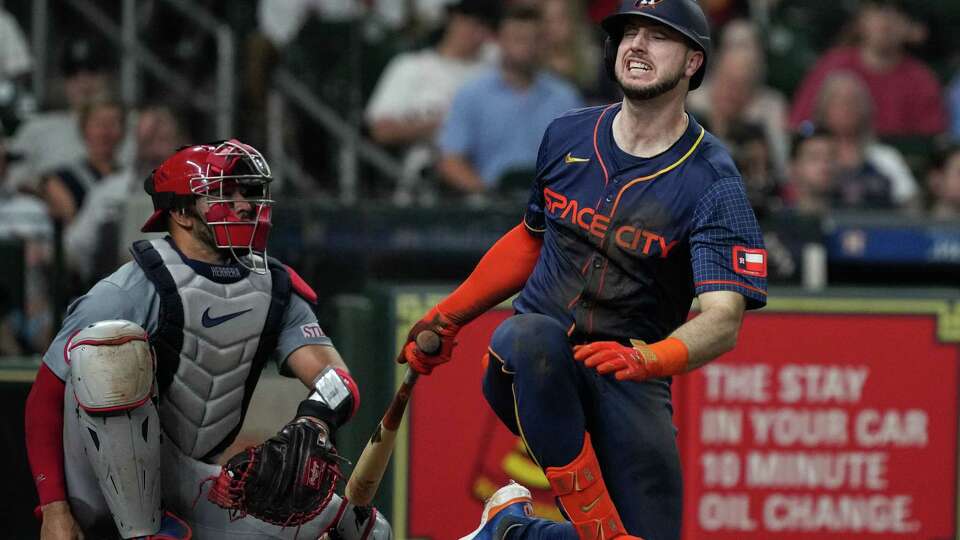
[344,329,440,506]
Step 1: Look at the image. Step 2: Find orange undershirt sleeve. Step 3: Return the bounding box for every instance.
[438,223,543,325]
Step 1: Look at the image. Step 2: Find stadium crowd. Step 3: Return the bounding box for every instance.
[0,0,959,357]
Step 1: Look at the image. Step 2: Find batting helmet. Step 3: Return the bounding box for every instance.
[601,0,711,90]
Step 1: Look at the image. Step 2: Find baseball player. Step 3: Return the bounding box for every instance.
[24,140,392,539]
[397,1,767,539]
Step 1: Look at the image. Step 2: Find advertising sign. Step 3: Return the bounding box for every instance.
[676,310,958,540]
[392,293,960,540]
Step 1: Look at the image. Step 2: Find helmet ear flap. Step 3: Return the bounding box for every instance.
[603,35,617,81]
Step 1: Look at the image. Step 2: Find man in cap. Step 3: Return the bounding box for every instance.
[25,139,391,539]
[396,1,768,538]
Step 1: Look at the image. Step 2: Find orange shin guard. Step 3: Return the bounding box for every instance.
[545,433,637,540]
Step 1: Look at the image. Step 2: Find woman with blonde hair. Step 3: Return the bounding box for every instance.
[541,0,600,98]
[813,70,918,210]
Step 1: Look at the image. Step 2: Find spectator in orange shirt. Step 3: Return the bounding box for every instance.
[789,0,946,137]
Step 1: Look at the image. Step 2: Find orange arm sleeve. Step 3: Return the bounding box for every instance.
[438,223,543,325]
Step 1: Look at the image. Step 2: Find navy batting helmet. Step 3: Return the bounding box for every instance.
[601,0,711,90]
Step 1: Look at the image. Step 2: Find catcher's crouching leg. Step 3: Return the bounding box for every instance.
[330,501,393,540]
[69,320,165,538]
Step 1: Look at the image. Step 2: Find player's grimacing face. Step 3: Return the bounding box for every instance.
[615,19,700,100]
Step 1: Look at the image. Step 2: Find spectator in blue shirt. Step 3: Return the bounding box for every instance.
[436,5,583,196]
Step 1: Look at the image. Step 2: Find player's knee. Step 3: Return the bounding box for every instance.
[69,320,155,412]
[490,314,571,380]
[481,356,521,435]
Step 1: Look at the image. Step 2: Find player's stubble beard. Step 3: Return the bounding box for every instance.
[185,205,234,262]
[616,60,685,102]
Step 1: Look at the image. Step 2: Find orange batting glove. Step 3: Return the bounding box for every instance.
[573,338,689,381]
[396,306,461,375]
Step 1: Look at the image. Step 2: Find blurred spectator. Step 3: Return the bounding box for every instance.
[65,105,185,282]
[259,0,458,45]
[0,136,52,355]
[927,144,960,220]
[812,71,918,210]
[948,74,960,141]
[783,126,836,216]
[688,20,790,176]
[789,0,947,137]
[41,98,126,224]
[727,122,782,218]
[541,0,601,99]
[436,5,582,196]
[366,0,498,202]
[0,6,34,135]
[7,36,117,191]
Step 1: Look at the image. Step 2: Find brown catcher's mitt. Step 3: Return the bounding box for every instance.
[208,416,343,527]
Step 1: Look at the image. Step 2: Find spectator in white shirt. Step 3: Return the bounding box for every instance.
[365,0,500,201]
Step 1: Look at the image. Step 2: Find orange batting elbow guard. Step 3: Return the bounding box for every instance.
[545,433,638,540]
[631,337,689,378]
[438,223,542,324]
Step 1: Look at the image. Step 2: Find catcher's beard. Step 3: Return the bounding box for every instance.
[185,206,235,262]
[617,63,685,101]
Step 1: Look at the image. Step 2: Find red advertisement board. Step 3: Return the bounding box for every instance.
[399,300,959,540]
[406,309,564,540]
[675,313,958,540]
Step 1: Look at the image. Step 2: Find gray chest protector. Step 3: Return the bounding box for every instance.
[131,238,291,460]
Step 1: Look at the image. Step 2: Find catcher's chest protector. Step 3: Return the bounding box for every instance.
[131,239,290,460]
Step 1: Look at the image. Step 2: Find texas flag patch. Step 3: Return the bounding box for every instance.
[733,246,768,277]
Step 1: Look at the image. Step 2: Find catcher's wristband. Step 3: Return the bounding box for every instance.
[297,367,360,429]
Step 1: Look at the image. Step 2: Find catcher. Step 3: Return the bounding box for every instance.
[24,140,392,539]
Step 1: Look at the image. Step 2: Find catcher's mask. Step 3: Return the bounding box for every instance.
[141,139,274,274]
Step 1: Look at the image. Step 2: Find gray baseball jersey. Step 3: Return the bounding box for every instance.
[45,239,333,459]
[43,259,331,380]
[51,239,382,538]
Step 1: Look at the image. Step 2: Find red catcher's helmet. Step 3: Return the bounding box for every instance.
[141,139,274,273]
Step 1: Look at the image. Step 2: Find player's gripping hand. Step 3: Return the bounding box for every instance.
[574,338,689,381]
[396,306,461,375]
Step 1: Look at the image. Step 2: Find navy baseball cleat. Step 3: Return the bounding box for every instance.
[135,511,192,539]
[459,482,534,540]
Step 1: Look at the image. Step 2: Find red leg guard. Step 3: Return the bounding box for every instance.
[544,433,640,540]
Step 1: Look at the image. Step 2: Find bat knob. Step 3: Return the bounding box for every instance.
[415,330,441,356]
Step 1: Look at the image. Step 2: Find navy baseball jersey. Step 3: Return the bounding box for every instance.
[516,103,767,343]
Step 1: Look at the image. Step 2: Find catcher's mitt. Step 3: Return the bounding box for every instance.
[208,416,343,527]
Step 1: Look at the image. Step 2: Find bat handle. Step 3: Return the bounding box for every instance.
[415,329,441,356]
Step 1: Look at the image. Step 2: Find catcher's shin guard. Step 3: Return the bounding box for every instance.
[69,320,162,538]
[545,433,638,540]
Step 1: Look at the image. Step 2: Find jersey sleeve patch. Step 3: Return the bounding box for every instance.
[733,246,767,278]
[300,323,325,339]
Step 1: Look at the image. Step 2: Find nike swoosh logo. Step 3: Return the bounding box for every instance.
[201,307,253,328]
[564,152,590,164]
[580,494,602,513]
